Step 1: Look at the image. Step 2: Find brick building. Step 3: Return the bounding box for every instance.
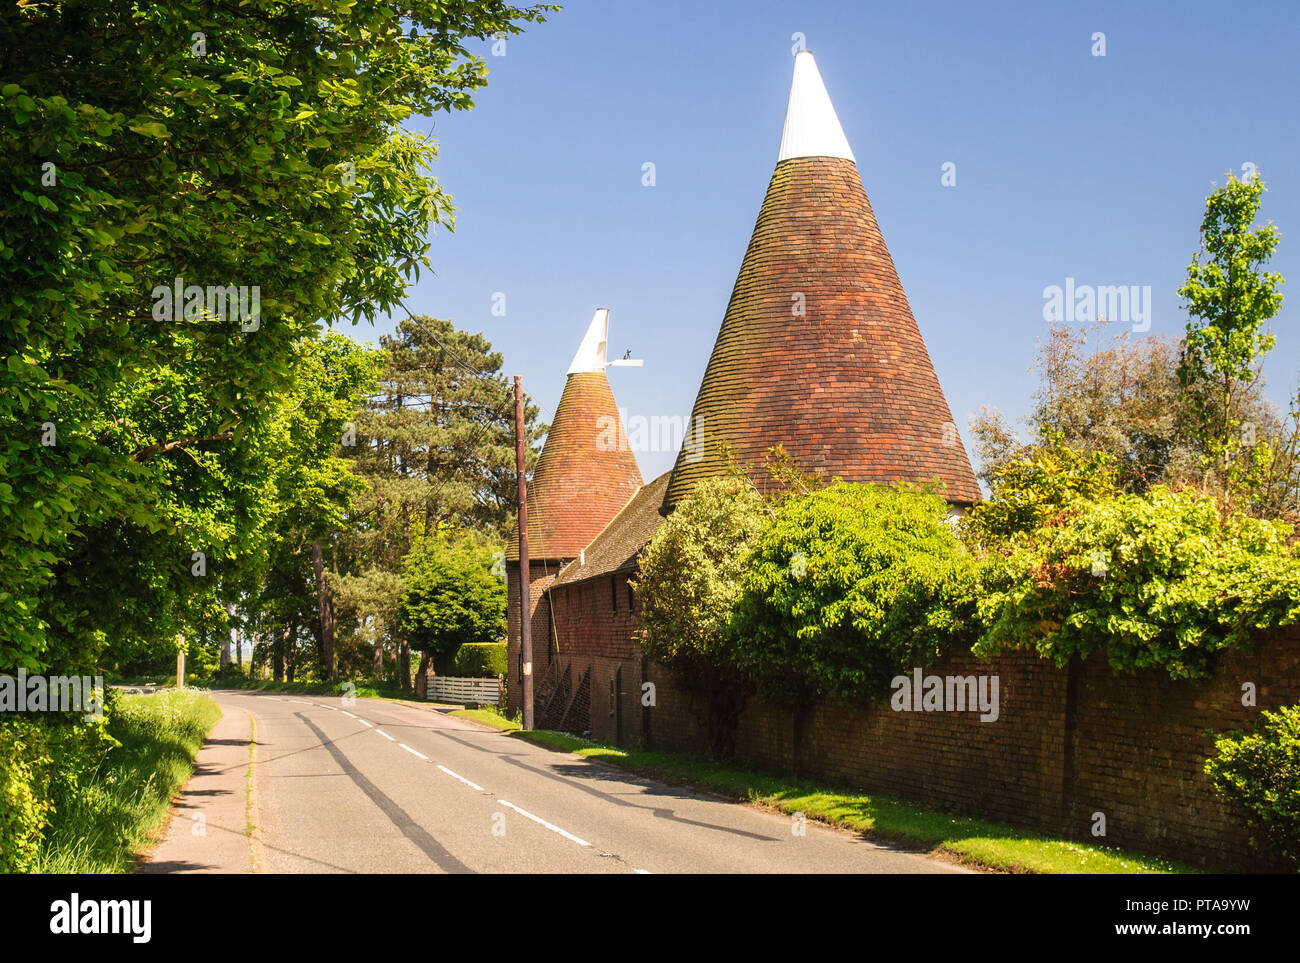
[517,50,976,733]
[504,309,642,717]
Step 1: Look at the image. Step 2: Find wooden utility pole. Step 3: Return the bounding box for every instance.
[514,375,534,730]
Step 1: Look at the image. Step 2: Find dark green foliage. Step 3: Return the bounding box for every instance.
[449,642,507,678]
[1206,704,1300,868]
[0,0,551,677]
[398,535,505,672]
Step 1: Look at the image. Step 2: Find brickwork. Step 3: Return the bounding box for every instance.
[505,559,567,716]
[664,155,980,509]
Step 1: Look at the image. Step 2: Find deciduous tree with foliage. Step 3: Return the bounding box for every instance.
[0,0,553,677]
[398,534,505,675]
[1178,172,1291,511]
[631,476,771,758]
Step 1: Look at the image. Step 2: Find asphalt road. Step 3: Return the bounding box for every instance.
[143,689,969,875]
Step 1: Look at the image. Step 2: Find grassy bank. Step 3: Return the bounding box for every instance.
[450,706,520,730]
[513,730,1195,875]
[33,688,220,873]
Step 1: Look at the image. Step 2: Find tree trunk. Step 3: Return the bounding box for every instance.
[286,621,297,683]
[273,622,288,682]
[220,626,231,667]
[373,636,383,678]
[399,639,411,690]
[312,540,336,681]
[415,651,431,700]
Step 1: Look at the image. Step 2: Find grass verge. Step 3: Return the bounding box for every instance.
[33,689,221,873]
[513,730,1195,875]
[450,706,521,731]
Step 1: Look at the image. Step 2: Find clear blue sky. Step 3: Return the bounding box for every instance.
[357,0,1300,482]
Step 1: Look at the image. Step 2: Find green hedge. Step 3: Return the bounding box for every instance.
[449,642,506,678]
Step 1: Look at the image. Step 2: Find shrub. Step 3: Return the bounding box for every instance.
[731,483,978,706]
[0,718,53,872]
[1205,704,1300,867]
[633,476,771,756]
[449,642,507,678]
[974,486,1300,678]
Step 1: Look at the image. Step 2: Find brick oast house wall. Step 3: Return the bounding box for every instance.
[505,313,642,716]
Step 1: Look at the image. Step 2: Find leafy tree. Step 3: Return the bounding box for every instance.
[398,534,505,674]
[731,483,977,707]
[1178,172,1287,502]
[632,476,771,758]
[1205,703,1300,867]
[969,320,1290,498]
[0,0,553,676]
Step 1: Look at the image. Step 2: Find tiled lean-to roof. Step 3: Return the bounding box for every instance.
[550,471,672,588]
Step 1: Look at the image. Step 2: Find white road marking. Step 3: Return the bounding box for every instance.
[291,699,314,705]
[498,800,590,847]
[375,729,395,742]
[634,869,651,874]
[359,719,373,728]
[437,765,485,792]
[398,743,429,761]
[341,711,356,719]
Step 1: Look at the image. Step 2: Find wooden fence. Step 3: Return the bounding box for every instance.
[422,675,503,707]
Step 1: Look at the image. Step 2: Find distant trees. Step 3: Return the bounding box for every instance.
[970,173,1297,519]
[324,316,542,687]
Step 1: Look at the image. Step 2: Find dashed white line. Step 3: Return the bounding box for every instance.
[437,765,485,792]
[498,800,590,847]
[341,710,357,719]
[375,729,395,742]
[291,699,313,705]
[398,743,429,761]
[359,719,373,728]
[634,869,651,874]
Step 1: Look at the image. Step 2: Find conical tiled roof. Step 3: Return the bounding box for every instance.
[509,310,644,561]
[664,51,979,509]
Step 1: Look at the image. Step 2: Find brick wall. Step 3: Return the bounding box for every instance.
[505,559,569,716]
[542,592,1300,872]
